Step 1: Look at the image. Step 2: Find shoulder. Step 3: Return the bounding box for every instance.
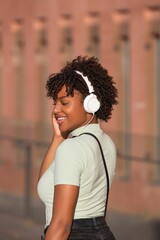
[103,133,116,149]
[100,132,116,154]
[57,137,85,154]
[55,137,87,164]
[55,134,97,162]
[54,137,87,178]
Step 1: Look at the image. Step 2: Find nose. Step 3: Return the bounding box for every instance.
[54,101,61,114]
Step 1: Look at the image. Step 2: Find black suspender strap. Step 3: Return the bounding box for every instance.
[79,132,110,217]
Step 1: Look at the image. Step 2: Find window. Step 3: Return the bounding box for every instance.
[34,17,49,125]
[113,10,131,178]
[85,12,100,58]
[144,6,160,182]
[0,21,3,164]
[59,14,73,66]
[11,19,25,120]
[0,21,3,116]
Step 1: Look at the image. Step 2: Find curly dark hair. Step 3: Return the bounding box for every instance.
[46,56,118,121]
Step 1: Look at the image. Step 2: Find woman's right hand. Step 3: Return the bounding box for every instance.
[52,114,62,137]
[52,113,65,142]
[38,113,64,180]
[52,111,69,140]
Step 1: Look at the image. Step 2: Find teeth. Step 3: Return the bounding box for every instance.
[57,117,66,120]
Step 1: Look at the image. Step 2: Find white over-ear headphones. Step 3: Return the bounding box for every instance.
[75,70,100,113]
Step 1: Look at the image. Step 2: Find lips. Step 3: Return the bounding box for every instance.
[55,116,67,125]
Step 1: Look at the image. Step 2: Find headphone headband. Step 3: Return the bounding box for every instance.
[75,71,94,94]
[75,70,100,113]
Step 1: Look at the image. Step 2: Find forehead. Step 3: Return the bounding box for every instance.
[57,85,67,97]
[57,85,82,100]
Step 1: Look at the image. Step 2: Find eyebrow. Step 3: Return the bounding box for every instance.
[55,91,80,101]
[57,96,70,100]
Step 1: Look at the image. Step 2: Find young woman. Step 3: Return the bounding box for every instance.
[37,56,118,240]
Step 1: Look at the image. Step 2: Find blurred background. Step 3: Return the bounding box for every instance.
[0,0,160,239]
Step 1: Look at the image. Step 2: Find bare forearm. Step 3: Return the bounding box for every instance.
[45,224,71,240]
[45,185,78,240]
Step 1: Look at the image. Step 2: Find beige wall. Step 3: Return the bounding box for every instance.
[0,0,160,217]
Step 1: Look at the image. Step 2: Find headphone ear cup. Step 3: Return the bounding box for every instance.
[83,94,100,113]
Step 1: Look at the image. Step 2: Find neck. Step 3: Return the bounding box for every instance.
[86,113,98,126]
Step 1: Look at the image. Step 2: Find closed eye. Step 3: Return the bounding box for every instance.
[61,102,69,106]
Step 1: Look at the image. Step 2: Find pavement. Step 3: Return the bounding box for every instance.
[0,212,42,240]
[0,210,159,240]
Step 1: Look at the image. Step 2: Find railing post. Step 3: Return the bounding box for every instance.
[24,143,32,218]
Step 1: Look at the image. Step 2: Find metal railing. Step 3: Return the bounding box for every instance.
[0,133,160,218]
[0,134,48,218]
[117,151,160,165]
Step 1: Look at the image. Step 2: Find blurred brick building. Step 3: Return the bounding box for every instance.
[0,0,160,218]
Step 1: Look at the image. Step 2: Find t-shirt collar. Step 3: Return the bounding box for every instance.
[68,123,102,138]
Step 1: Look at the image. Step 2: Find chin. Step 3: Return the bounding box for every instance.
[61,129,70,138]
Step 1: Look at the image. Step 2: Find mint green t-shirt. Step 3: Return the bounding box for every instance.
[37,124,116,227]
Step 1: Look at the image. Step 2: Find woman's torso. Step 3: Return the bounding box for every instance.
[37,124,116,226]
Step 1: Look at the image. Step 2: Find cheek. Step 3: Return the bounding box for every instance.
[70,100,86,118]
[76,99,84,111]
[75,104,87,120]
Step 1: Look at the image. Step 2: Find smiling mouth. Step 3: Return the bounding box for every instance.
[56,116,67,125]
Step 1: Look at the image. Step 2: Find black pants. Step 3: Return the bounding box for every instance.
[42,217,116,240]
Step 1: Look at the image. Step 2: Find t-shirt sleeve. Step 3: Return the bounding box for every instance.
[54,139,84,186]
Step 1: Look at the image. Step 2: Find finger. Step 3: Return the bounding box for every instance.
[52,116,62,136]
[51,111,55,119]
